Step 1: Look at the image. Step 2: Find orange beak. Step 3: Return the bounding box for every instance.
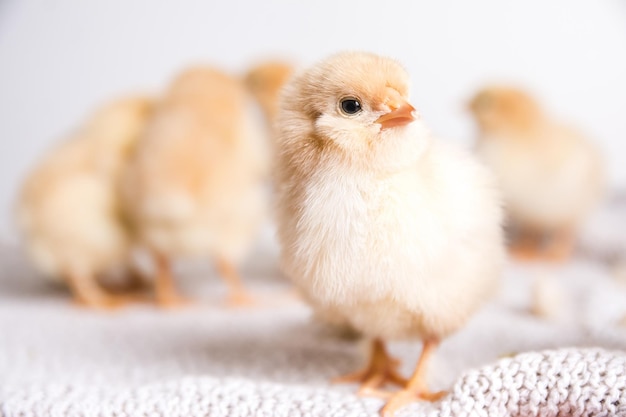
[375,91,417,130]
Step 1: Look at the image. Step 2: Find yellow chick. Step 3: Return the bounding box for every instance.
[244,60,295,125]
[274,52,504,416]
[17,97,153,308]
[469,86,604,261]
[120,67,269,307]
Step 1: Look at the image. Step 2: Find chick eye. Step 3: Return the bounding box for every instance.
[340,98,362,115]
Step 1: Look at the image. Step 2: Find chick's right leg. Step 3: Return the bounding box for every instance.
[66,271,127,309]
[333,338,407,395]
[508,226,545,261]
[153,251,188,308]
[381,339,447,416]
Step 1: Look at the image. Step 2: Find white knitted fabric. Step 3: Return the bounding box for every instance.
[433,348,626,417]
[2,200,626,416]
[2,349,626,417]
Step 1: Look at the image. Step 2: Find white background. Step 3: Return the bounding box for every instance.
[0,0,625,240]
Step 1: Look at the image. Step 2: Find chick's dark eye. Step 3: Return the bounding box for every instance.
[340,98,362,115]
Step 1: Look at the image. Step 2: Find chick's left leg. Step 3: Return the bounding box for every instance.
[333,339,408,395]
[216,257,255,307]
[543,227,575,262]
[508,226,544,261]
[66,271,129,309]
[380,339,447,416]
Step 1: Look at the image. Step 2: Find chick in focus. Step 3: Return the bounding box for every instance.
[274,52,504,416]
[469,87,604,261]
[120,67,269,307]
[17,97,153,308]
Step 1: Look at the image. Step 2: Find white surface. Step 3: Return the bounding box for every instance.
[2,233,626,416]
[3,350,626,417]
[0,0,626,239]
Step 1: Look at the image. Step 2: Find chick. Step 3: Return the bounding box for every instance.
[244,60,295,125]
[17,96,153,308]
[274,52,504,415]
[469,87,604,261]
[120,67,268,307]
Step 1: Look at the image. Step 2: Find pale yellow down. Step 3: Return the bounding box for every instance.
[470,86,604,231]
[120,67,269,263]
[17,97,153,281]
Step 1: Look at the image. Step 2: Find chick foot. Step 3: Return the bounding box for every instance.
[156,291,192,308]
[380,388,447,417]
[509,244,542,261]
[508,233,544,261]
[222,289,257,307]
[542,228,575,262]
[380,339,447,416]
[510,228,575,263]
[333,339,407,395]
[221,288,303,308]
[73,294,129,309]
[68,272,135,310]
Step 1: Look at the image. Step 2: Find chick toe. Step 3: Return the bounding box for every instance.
[333,339,407,394]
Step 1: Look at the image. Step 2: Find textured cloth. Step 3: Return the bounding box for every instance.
[2,206,626,417]
[3,349,626,417]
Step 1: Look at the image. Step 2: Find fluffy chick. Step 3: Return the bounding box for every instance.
[17,97,153,308]
[120,67,268,307]
[469,87,604,262]
[274,52,504,415]
[244,60,295,125]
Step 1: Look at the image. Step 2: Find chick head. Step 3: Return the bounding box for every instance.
[279,52,425,161]
[245,60,295,121]
[469,86,543,135]
[88,96,153,160]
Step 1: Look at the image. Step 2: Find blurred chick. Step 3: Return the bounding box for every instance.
[469,86,604,262]
[244,60,295,125]
[274,52,504,416]
[121,67,269,307]
[17,97,153,308]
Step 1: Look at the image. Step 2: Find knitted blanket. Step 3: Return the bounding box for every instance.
[2,349,626,417]
[2,203,626,416]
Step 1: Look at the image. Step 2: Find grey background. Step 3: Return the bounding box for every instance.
[1,0,625,241]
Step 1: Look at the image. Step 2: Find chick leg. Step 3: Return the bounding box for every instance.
[380,339,447,417]
[333,339,408,395]
[215,257,255,307]
[153,252,187,307]
[66,271,127,309]
[543,227,575,262]
[99,265,150,295]
[509,227,544,261]
[122,264,151,291]
[111,266,152,303]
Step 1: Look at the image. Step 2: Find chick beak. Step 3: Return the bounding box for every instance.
[375,96,417,130]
